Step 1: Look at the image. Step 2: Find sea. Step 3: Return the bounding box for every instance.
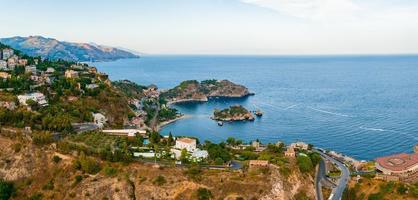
[93,55,418,160]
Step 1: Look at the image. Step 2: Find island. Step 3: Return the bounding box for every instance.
[161,79,253,104]
[212,105,254,121]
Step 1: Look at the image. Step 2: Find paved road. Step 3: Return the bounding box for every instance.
[315,158,326,200]
[316,150,350,200]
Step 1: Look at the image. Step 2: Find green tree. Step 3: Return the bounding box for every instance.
[196,188,213,200]
[297,155,313,173]
[0,179,14,200]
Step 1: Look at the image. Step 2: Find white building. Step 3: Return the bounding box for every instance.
[92,113,107,128]
[2,49,14,60]
[134,152,155,158]
[46,67,55,74]
[290,142,309,150]
[25,65,37,74]
[175,137,197,152]
[86,84,99,89]
[0,60,7,69]
[17,92,48,107]
[102,129,146,137]
[191,149,209,159]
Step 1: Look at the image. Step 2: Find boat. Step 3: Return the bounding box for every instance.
[255,109,263,117]
[218,121,224,126]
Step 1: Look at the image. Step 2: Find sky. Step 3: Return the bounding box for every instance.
[1,0,418,55]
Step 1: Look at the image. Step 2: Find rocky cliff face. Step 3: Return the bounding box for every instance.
[0,36,139,62]
[162,79,252,103]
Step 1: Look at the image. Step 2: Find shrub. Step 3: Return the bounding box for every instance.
[12,143,22,153]
[0,179,15,200]
[103,166,118,177]
[153,176,166,186]
[52,155,62,164]
[196,188,213,200]
[42,180,54,190]
[297,156,313,173]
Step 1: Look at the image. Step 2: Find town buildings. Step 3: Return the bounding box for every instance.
[0,60,7,69]
[290,142,309,150]
[65,70,79,79]
[1,48,14,60]
[285,147,296,157]
[17,92,48,107]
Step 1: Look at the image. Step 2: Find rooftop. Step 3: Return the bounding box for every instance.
[177,137,196,144]
[375,153,418,172]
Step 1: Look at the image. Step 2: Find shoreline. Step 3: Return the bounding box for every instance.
[156,114,191,131]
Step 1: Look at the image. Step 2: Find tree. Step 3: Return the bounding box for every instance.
[167,132,174,145]
[149,131,161,144]
[297,156,313,173]
[180,149,189,163]
[196,188,213,200]
[0,179,14,200]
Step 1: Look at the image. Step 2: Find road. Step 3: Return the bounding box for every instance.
[315,158,326,200]
[316,150,350,200]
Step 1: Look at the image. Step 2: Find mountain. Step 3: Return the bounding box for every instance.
[0,36,139,62]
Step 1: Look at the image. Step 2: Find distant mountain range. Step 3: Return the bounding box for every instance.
[0,36,139,62]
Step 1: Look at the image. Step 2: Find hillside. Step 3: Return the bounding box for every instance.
[0,36,139,62]
[213,105,254,121]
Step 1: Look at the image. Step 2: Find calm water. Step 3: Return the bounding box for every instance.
[94,55,418,160]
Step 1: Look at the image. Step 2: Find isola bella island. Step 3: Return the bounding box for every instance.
[1,1,418,200]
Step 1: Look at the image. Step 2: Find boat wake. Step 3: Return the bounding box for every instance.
[284,104,298,110]
[359,126,418,141]
[308,107,350,117]
[359,126,386,132]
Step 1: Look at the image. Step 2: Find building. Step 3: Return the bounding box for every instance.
[175,137,197,152]
[2,49,14,60]
[65,70,79,79]
[249,160,269,168]
[102,129,147,137]
[92,113,107,128]
[7,57,17,69]
[191,149,209,159]
[0,72,11,79]
[25,65,37,74]
[18,59,28,66]
[46,67,55,74]
[285,147,296,157]
[290,142,309,150]
[17,92,48,107]
[375,153,418,175]
[0,101,16,110]
[0,60,7,69]
[86,84,99,89]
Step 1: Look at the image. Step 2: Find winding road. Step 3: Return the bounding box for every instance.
[315,150,350,200]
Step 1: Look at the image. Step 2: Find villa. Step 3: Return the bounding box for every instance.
[285,147,296,157]
[175,137,197,152]
[65,70,79,79]
[290,142,309,150]
[17,92,48,107]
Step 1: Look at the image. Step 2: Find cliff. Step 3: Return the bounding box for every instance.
[161,79,253,103]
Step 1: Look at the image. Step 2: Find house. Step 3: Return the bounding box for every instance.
[192,149,209,159]
[7,57,17,69]
[102,129,147,137]
[251,140,267,152]
[0,101,16,110]
[249,160,269,168]
[86,84,99,89]
[25,65,37,74]
[88,67,98,74]
[285,147,296,157]
[46,67,55,74]
[71,64,85,70]
[0,60,7,69]
[290,142,309,150]
[2,49,14,60]
[0,72,11,79]
[92,113,107,128]
[18,59,28,66]
[134,152,155,158]
[65,70,79,79]
[17,92,48,107]
[175,137,197,152]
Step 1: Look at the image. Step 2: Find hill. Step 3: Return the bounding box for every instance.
[0,36,139,62]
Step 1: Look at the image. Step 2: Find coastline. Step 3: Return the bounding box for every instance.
[156,114,191,131]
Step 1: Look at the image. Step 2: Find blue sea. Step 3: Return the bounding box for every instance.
[93,55,418,160]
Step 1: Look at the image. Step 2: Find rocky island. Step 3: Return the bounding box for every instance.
[212,105,254,121]
[161,79,253,104]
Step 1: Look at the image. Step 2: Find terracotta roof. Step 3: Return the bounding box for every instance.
[177,137,196,144]
[375,153,418,172]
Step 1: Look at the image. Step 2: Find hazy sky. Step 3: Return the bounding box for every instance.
[1,0,418,55]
